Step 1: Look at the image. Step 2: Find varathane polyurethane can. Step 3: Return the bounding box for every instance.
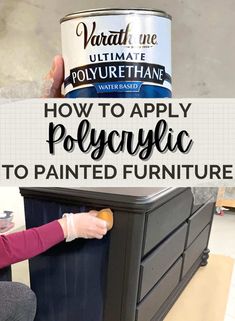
[60,8,172,98]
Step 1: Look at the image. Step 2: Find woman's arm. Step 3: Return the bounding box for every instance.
[0,220,65,269]
[0,211,108,269]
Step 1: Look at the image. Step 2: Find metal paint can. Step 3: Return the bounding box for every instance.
[60,8,172,98]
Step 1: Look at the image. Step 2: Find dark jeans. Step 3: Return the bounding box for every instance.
[0,282,36,321]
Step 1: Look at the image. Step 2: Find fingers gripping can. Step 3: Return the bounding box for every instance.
[60,8,172,98]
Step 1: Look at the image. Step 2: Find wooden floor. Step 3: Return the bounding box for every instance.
[164,254,234,321]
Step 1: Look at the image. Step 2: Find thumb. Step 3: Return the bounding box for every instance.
[44,55,64,98]
[88,210,98,217]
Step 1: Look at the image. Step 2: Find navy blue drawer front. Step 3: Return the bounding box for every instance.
[136,257,182,321]
[143,189,193,255]
[182,225,210,278]
[186,201,214,248]
[24,198,110,321]
[138,223,187,301]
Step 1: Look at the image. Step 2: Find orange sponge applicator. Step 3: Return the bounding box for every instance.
[97,208,114,231]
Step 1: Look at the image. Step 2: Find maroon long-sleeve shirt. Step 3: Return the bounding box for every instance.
[0,220,64,269]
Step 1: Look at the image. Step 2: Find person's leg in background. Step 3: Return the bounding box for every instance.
[0,282,36,321]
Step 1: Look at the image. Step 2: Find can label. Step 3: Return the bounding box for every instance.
[61,13,171,98]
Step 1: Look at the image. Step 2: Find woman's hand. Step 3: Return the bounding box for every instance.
[58,211,108,241]
[44,55,64,98]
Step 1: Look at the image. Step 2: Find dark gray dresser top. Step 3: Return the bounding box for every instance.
[20,187,190,213]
